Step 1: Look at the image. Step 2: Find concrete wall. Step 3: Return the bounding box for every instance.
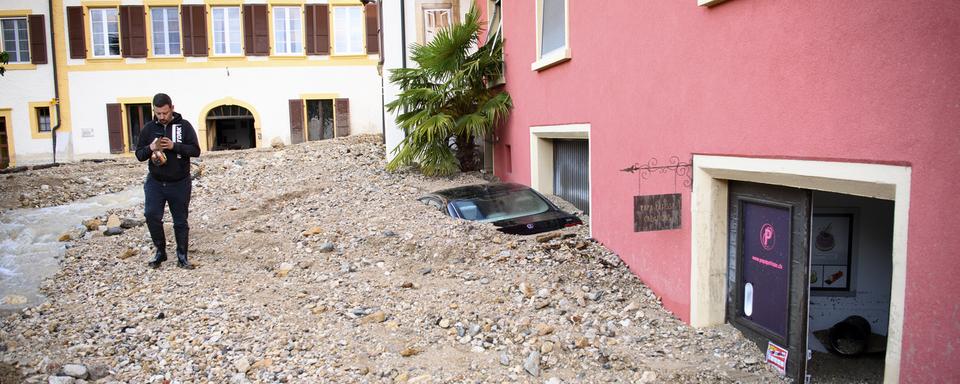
[0,0,57,165]
[491,0,960,380]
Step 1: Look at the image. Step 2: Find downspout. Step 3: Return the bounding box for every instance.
[400,0,406,69]
[48,0,61,164]
[378,0,385,144]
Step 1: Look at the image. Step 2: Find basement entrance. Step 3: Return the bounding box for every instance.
[0,116,9,168]
[206,105,256,151]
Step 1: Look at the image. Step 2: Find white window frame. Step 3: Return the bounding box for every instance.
[422,7,452,44]
[532,0,570,71]
[332,6,364,56]
[0,17,30,63]
[273,6,303,55]
[90,8,120,58]
[150,7,181,57]
[211,6,242,56]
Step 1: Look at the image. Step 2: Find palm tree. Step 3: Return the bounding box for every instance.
[386,5,511,176]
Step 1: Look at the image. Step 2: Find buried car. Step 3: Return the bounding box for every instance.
[418,183,583,235]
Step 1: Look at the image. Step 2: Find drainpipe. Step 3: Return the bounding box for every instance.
[400,0,407,69]
[378,0,385,144]
[48,0,61,164]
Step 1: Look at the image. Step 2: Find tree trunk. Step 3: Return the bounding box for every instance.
[455,135,480,172]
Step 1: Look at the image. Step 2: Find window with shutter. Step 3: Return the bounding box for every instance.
[242,4,269,56]
[212,6,242,56]
[365,4,378,54]
[150,7,181,56]
[304,4,329,55]
[181,5,208,57]
[532,0,570,71]
[90,8,121,58]
[28,15,47,64]
[67,6,86,59]
[334,98,350,138]
[120,6,147,58]
[1,18,31,63]
[273,6,302,55]
[332,6,363,55]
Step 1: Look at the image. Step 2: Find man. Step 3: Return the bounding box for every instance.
[135,93,201,269]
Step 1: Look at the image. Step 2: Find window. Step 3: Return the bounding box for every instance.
[90,8,120,57]
[126,103,151,151]
[36,107,50,132]
[273,6,302,55]
[533,0,569,71]
[151,7,180,56]
[423,8,452,44]
[1,18,30,63]
[212,6,242,55]
[333,6,363,55]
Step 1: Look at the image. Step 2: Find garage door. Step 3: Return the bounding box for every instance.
[553,139,589,213]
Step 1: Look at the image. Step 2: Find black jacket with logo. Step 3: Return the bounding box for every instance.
[135,112,201,182]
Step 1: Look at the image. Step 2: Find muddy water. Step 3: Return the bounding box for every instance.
[0,188,143,311]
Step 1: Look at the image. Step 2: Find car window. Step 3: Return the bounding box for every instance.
[451,189,550,222]
[418,197,445,211]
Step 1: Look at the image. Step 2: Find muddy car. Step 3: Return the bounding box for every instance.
[419,182,583,235]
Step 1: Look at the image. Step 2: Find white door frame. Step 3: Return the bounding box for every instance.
[689,154,910,384]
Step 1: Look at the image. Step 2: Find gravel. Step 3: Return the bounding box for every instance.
[0,135,786,383]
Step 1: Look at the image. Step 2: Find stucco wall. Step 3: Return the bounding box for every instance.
[493,1,960,380]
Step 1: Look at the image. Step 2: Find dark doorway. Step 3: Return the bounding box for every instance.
[306,99,334,141]
[553,139,589,213]
[206,105,256,151]
[727,181,811,382]
[0,117,9,168]
[126,103,151,152]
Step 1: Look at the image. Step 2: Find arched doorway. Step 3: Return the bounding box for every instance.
[205,105,256,151]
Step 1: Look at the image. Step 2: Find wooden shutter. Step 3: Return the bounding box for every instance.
[243,4,269,56]
[334,98,350,138]
[181,5,208,57]
[365,4,379,54]
[28,15,48,64]
[106,104,124,154]
[119,6,147,58]
[289,99,305,145]
[67,6,86,59]
[304,4,329,55]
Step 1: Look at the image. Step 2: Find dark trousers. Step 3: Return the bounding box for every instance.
[144,175,192,253]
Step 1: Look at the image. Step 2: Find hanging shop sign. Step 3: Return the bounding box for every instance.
[634,193,682,232]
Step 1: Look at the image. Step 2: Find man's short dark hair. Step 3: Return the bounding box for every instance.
[153,93,173,108]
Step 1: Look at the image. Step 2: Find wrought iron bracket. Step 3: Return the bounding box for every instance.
[621,156,693,191]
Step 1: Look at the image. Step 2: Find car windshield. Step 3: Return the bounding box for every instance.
[450,189,551,222]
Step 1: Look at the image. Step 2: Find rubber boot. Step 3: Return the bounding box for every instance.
[148,246,167,269]
[175,229,193,270]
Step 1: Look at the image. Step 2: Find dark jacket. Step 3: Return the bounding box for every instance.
[135,112,201,182]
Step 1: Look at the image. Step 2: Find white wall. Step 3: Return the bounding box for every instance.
[65,64,382,159]
[808,191,895,351]
[0,0,57,165]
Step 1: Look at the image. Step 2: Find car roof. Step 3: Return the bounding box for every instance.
[428,182,533,201]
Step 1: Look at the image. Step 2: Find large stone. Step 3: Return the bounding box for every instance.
[399,347,420,357]
[536,232,560,243]
[638,371,657,383]
[523,351,541,377]
[62,364,88,379]
[318,242,336,253]
[234,357,250,373]
[106,215,121,228]
[120,218,143,229]
[534,323,554,336]
[103,227,124,236]
[359,311,386,324]
[301,227,323,237]
[270,137,285,149]
[275,263,294,277]
[87,364,110,380]
[249,359,272,371]
[117,248,138,260]
[2,295,28,305]
[47,376,75,384]
[82,218,102,231]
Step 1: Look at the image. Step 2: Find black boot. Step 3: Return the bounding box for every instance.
[176,249,193,269]
[174,227,193,269]
[148,248,167,269]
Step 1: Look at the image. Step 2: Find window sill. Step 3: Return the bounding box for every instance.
[270,54,307,60]
[332,53,367,58]
[88,57,123,62]
[3,63,37,71]
[208,55,246,61]
[148,56,185,62]
[531,48,571,72]
[31,131,52,140]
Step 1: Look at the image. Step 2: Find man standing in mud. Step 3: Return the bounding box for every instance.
[135,93,200,269]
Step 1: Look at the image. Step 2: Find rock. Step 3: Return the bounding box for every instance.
[271,137,285,148]
[275,262,294,277]
[400,282,414,289]
[383,230,397,237]
[301,227,322,236]
[234,357,250,373]
[540,341,555,354]
[468,324,481,336]
[408,374,432,384]
[535,323,554,336]
[62,364,88,379]
[106,215,121,228]
[359,311,386,324]
[536,233,560,243]
[86,365,110,381]
[399,347,420,357]
[574,337,590,349]
[3,294,28,305]
[40,184,50,191]
[744,356,759,365]
[119,218,143,229]
[117,248,138,260]
[499,352,510,366]
[229,373,251,384]
[47,377,75,384]
[318,242,336,253]
[58,232,73,242]
[82,218,102,231]
[249,359,272,371]
[523,351,541,377]
[546,378,563,384]
[586,291,603,301]
[639,371,657,383]
[103,227,123,236]
[438,318,451,329]
[519,282,534,298]
[624,301,641,312]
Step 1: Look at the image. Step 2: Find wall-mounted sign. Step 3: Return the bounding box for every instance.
[811,213,854,291]
[634,193,681,232]
[740,201,791,340]
[766,341,788,376]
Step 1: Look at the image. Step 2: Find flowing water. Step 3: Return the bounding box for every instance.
[0,188,144,312]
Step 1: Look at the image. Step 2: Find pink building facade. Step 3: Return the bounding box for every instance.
[481,0,960,382]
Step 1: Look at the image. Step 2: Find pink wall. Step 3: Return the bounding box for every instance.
[491,0,960,381]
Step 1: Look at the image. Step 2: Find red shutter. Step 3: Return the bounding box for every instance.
[67,6,86,59]
[335,98,350,138]
[119,6,147,58]
[304,4,329,55]
[181,5,208,57]
[243,4,269,56]
[289,99,304,145]
[106,104,124,154]
[365,4,379,54]
[28,15,48,64]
